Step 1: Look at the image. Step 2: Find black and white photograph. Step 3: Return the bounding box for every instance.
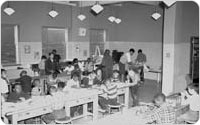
[0,0,199,124]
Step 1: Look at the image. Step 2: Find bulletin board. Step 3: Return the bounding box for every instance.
[19,42,42,65]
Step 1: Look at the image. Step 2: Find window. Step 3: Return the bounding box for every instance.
[42,27,68,61]
[1,24,19,66]
[89,29,106,56]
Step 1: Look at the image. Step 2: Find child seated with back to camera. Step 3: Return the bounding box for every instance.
[98,79,120,110]
[42,86,68,124]
[140,93,176,124]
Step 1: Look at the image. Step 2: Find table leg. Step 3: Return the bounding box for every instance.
[124,87,129,110]
[93,95,98,121]
[65,103,70,117]
[83,103,87,117]
[12,114,18,124]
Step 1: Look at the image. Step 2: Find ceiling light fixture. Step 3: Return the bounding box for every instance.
[115,18,122,24]
[77,1,86,21]
[4,2,15,16]
[151,12,161,20]
[108,16,116,22]
[78,14,86,21]
[91,1,104,14]
[151,3,161,21]
[163,0,176,7]
[49,2,59,18]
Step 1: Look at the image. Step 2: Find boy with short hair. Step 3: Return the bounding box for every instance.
[142,93,176,124]
[98,79,119,110]
[111,70,120,83]
[31,79,42,96]
[7,83,30,103]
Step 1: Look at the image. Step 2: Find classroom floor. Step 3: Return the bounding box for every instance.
[137,79,162,103]
[73,79,161,124]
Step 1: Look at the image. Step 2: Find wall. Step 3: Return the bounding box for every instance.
[1,1,72,42]
[1,1,163,69]
[173,1,199,93]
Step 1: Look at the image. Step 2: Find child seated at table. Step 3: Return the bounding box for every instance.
[31,79,42,96]
[81,71,96,88]
[57,82,66,92]
[63,72,80,91]
[98,79,119,110]
[47,72,61,87]
[63,62,74,74]
[111,70,121,83]
[42,86,68,124]
[177,84,200,123]
[93,68,103,86]
[85,58,94,73]
[142,93,176,124]
[7,83,30,103]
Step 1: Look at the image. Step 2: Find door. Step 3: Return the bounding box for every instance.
[190,37,199,83]
[42,27,68,61]
[89,29,106,56]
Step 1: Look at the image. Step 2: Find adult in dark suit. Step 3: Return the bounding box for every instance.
[45,52,56,75]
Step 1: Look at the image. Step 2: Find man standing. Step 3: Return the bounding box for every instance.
[135,49,147,82]
[52,49,61,63]
[119,48,136,82]
[45,52,56,75]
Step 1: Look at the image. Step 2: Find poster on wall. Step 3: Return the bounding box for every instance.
[79,27,86,36]
[19,42,42,64]
[24,45,31,54]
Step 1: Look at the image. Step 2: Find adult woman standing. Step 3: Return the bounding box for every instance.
[101,50,113,80]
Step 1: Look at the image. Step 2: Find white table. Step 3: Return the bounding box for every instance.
[87,107,146,125]
[149,69,162,83]
[2,89,99,124]
[2,83,134,124]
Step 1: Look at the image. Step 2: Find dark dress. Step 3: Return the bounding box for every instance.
[16,75,32,93]
[101,54,113,80]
